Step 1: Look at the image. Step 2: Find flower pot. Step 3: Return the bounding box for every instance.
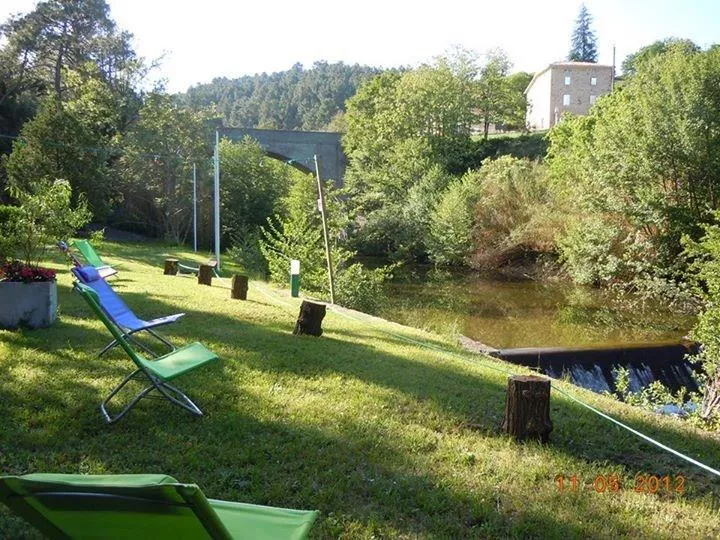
[0,280,58,330]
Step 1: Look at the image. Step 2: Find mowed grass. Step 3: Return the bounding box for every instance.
[2,241,720,539]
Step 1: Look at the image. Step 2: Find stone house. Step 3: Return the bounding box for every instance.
[525,62,614,130]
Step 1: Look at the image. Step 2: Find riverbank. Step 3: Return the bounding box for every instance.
[2,241,720,538]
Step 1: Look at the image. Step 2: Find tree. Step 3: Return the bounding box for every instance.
[2,80,116,220]
[622,38,700,77]
[568,4,598,63]
[547,44,720,286]
[0,0,136,102]
[501,72,533,130]
[477,49,512,140]
[218,137,292,244]
[116,93,213,243]
[343,56,476,206]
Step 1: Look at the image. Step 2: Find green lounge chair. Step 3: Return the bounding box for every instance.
[70,239,118,278]
[0,473,318,539]
[74,281,218,423]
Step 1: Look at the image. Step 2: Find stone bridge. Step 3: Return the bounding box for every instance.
[218,127,347,185]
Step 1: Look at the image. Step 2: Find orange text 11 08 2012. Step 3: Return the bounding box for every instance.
[555,474,685,494]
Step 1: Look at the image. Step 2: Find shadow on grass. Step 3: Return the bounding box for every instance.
[3,276,720,537]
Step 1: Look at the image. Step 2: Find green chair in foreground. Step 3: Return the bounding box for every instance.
[74,281,218,423]
[0,473,319,539]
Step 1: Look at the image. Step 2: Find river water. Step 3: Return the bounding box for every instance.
[378,268,695,350]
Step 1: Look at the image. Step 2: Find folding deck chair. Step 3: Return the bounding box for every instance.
[0,473,318,539]
[74,281,218,423]
[57,240,118,279]
[72,265,183,357]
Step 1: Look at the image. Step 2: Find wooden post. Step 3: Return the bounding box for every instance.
[502,375,553,443]
[314,155,335,305]
[198,264,213,286]
[293,300,326,337]
[164,258,179,275]
[231,274,248,300]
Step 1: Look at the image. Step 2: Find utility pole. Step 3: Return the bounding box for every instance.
[314,154,335,305]
[213,130,220,268]
[192,162,197,252]
[612,44,616,91]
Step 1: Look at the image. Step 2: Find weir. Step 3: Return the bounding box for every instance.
[490,341,701,395]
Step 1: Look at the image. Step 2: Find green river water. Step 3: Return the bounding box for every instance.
[377,268,695,349]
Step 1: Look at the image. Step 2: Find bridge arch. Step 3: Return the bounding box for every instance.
[218,127,346,185]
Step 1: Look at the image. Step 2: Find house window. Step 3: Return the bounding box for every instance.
[563,94,571,106]
[564,71,571,85]
[591,76,597,86]
[590,95,597,104]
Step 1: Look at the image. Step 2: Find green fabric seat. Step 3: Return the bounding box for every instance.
[74,281,219,423]
[0,473,318,539]
[71,239,112,269]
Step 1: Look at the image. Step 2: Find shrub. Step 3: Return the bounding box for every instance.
[471,156,557,269]
[556,216,623,285]
[427,178,477,266]
[685,214,720,424]
[0,179,91,272]
[335,263,392,313]
[261,171,391,310]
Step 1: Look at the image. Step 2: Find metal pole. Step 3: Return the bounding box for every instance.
[192,162,197,252]
[314,154,335,305]
[213,130,220,268]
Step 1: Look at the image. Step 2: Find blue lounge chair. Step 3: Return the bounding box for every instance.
[72,265,183,357]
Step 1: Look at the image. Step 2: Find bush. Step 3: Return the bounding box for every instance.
[335,263,392,313]
[471,156,557,269]
[260,172,352,297]
[427,178,477,266]
[227,226,268,278]
[351,165,450,262]
[0,179,91,268]
[685,214,720,424]
[557,217,623,285]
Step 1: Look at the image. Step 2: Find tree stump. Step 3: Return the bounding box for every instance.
[198,264,214,286]
[231,274,248,300]
[502,375,553,443]
[164,258,179,275]
[293,301,326,336]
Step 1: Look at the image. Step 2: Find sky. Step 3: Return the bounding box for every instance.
[1,0,718,93]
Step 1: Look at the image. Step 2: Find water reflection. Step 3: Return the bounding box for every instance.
[378,268,695,349]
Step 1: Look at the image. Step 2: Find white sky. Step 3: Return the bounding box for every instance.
[2,0,718,93]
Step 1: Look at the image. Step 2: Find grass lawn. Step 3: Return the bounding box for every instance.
[2,241,720,538]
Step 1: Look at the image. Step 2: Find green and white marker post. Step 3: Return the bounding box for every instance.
[290,259,300,297]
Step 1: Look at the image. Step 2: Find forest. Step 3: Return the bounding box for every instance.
[2,1,720,423]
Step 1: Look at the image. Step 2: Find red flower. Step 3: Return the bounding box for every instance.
[0,260,56,283]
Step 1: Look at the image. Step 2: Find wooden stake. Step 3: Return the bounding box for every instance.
[502,375,553,443]
[231,274,248,300]
[198,264,214,286]
[164,258,179,275]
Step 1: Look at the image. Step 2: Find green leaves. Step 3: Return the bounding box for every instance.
[1,179,90,267]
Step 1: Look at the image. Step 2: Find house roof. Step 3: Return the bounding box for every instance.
[524,62,614,94]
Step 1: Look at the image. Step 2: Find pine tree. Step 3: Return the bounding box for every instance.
[568,4,598,62]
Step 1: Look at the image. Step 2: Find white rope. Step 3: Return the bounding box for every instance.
[255,283,720,478]
[551,384,720,478]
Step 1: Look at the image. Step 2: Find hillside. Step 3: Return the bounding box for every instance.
[181,62,383,131]
[2,241,720,538]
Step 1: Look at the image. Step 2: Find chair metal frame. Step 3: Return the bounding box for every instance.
[74,282,216,424]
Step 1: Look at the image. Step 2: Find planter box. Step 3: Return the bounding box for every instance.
[0,281,58,330]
